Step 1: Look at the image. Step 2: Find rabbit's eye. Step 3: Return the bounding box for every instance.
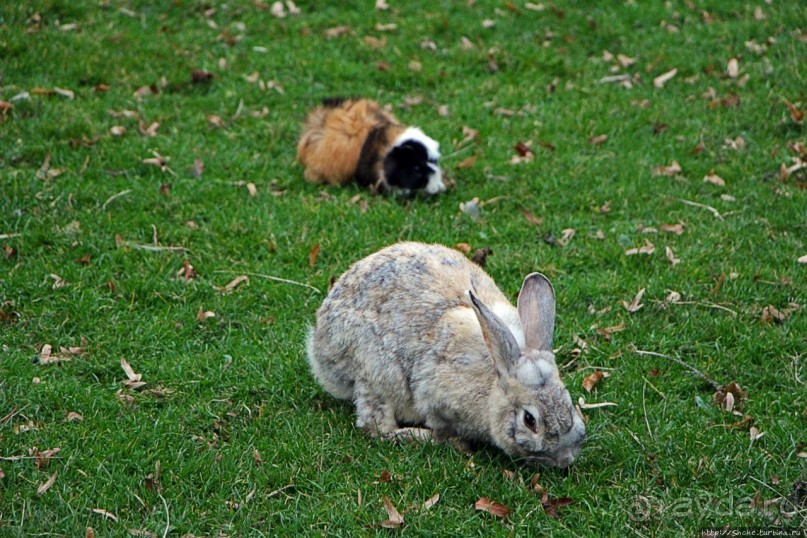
[523,410,537,432]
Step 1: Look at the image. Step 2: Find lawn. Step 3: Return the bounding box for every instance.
[1,0,805,536]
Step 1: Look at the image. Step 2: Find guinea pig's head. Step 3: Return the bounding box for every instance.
[382,128,445,196]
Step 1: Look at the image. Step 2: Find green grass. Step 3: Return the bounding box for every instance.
[1,1,805,536]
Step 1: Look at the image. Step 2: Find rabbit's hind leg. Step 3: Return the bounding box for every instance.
[353,383,398,438]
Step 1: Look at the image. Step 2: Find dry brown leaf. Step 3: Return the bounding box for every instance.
[423,493,440,510]
[521,210,544,227]
[715,382,746,411]
[37,472,58,494]
[589,134,608,145]
[378,470,392,483]
[623,288,645,313]
[192,158,204,178]
[196,306,216,322]
[379,496,404,528]
[90,508,119,522]
[110,125,126,136]
[665,246,681,266]
[727,58,739,78]
[542,493,574,518]
[761,305,787,324]
[475,497,512,518]
[703,172,726,187]
[246,182,257,197]
[54,87,75,99]
[324,26,351,38]
[218,275,249,293]
[660,222,685,235]
[458,154,478,169]
[749,426,765,442]
[454,243,472,254]
[596,322,626,342]
[85,527,94,538]
[363,36,386,49]
[653,68,678,88]
[309,243,320,267]
[799,255,807,264]
[625,239,655,256]
[582,370,609,392]
[784,100,804,125]
[651,160,681,176]
[66,411,83,422]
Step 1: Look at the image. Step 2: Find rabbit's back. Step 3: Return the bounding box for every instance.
[307,242,511,404]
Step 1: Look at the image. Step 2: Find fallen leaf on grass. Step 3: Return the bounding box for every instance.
[120,357,146,390]
[749,426,765,442]
[715,382,746,412]
[35,447,61,469]
[110,125,126,136]
[653,68,677,88]
[761,305,798,324]
[142,152,171,172]
[595,321,626,342]
[651,160,681,176]
[192,158,204,178]
[540,489,573,518]
[37,472,58,494]
[454,243,472,254]
[799,255,807,264]
[521,210,544,226]
[665,246,681,266]
[423,493,440,510]
[66,412,83,422]
[625,239,655,256]
[90,508,119,522]
[623,288,646,313]
[726,58,739,78]
[457,154,478,169]
[379,496,404,528]
[217,275,249,293]
[54,87,75,99]
[703,171,726,187]
[589,134,608,145]
[196,306,216,322]
[660,222,685,235]
[783,100,804,125]
[475,497,512,518]
[176,259,196,281]
[37,343,84,365]
[309,243,320,267]
[582,371,609,392]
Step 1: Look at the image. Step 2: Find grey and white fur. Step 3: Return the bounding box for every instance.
[307,242,586,468]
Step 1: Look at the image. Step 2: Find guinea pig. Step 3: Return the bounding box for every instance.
[296,98,445,196]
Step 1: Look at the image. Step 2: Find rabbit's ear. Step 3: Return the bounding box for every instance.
[468,290,520,375]
[517,273,556,352]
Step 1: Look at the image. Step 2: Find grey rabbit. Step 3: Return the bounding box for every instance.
[307,242,585,467]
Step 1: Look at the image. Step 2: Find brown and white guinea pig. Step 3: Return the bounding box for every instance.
[296,98,445,196]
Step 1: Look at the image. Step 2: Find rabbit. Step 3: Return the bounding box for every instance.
[307,242,586,468]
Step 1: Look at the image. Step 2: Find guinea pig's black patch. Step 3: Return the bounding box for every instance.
[383,140,430,192]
